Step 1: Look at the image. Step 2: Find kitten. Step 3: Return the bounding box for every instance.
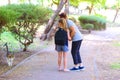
[3,43,15,66]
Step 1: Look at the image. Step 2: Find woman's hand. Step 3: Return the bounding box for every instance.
[68,36,72,41]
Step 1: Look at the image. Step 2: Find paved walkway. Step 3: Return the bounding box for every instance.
[0,27,120,80]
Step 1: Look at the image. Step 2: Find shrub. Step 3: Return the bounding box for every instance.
[83,23,94,29]
[0,6,19,35]
[83,23,94,33]
[78,15,106,30]
[0,4,53,51]
[68,16,77,23]
[0,32,20,52]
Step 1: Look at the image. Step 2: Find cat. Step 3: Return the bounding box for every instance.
[3,43,15,66]
[6,53,14,66]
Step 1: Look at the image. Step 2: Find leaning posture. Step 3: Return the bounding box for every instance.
[59,12,85,71]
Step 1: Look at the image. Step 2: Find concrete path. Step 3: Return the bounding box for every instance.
[0,27,120,80]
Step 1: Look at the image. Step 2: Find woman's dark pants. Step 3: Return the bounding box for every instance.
[71,40,82,65]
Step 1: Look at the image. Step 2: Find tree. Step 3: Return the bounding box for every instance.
[28,0,31,4]
[64,0,69,14]
[113,0,120,22]
[8,0,11,4]
[0,4,52,51]
[19,0,26,4]
[80,0,107,14]
[52,0,60,7]
[40,0,67,40]
[37,0,44,6]
[70,0,80,7]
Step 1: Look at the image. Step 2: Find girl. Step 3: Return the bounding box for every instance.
[55,18,71,72]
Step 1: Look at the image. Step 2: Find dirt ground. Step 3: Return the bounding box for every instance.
[0,26,120,80]
[84,26,120,80]
[0,39,49,76]
[83,40,120,80]
[96,41,120,80]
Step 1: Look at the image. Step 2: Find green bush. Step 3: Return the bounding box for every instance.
[68,16,77,23]
[0,32,20,52]
[83,23,94,33]
[0,4,53,51]
[0,4,52,24]
[95,14,106,19]
[78,15,106,30]
[83,23,94,30]
[0,7,19,26]
[0,6,19,34]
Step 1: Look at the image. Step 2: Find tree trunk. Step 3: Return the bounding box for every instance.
[40,0,67,40]
[64,0,69,14]
[23,45,27,51]
[28,0,31,4]
[89,4,94,15]
[8,0,11,4]
[23,47,27,52]
[113,8,119,23]
[46,21,58,40]
[41,0,44,6]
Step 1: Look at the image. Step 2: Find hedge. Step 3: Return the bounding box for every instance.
[78,15,106,30]
[0,4,53,51]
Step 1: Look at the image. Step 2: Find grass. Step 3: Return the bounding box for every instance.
[110,62,120,70]
[113,41,120,47]
[111,42,120,70]
[0,32,20,52]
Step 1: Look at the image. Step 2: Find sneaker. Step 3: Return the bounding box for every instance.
[58,67,62,71]
[79,66,85,71]
[63,69,70,72]
[70,67,80,71]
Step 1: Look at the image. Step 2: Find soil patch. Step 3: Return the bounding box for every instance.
[95,41,120,80]
[0,38,51,76]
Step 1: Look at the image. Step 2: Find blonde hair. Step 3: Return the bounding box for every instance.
[58,18,67,31]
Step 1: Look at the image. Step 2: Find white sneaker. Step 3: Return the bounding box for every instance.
[63,69,70,72]
[58,67,62,71]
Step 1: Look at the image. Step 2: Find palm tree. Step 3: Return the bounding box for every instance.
[113,0,120,22]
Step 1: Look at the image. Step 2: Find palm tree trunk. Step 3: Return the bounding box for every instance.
[40,0,67,40]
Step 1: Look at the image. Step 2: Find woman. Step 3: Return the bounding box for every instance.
[59,12,85,71]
